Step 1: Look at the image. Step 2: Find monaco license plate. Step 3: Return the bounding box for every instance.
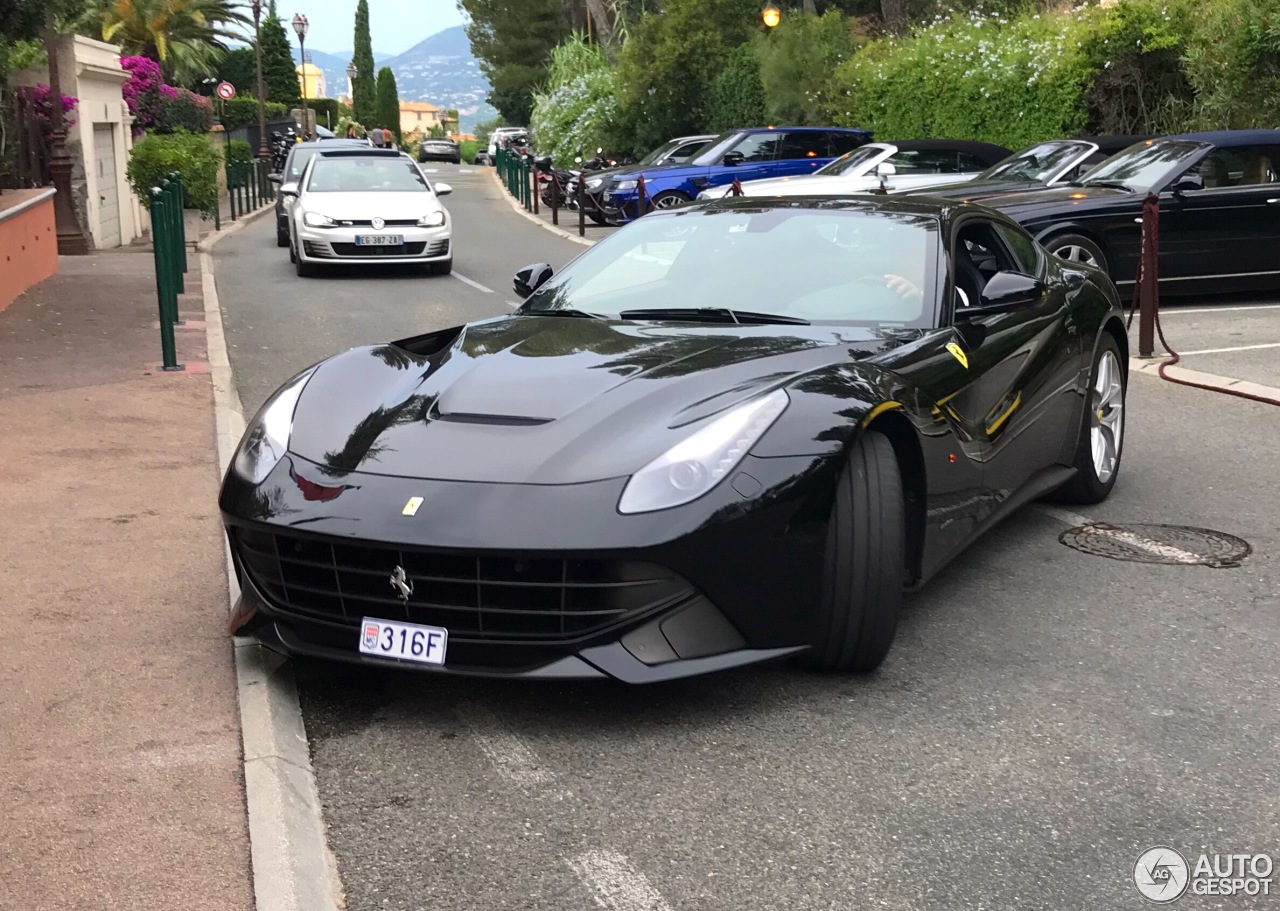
[358,617,448,665]
[355,234,403,246]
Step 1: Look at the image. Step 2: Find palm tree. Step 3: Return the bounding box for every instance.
[93,0,250,85]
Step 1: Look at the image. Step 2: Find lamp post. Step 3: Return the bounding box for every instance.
[347,61,356,101]
[762,4,781,28]
[251,0,269,159]
[41,18,90,254]
[292,13,309,136]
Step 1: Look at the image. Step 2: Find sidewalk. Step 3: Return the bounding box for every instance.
[0,250,253,911]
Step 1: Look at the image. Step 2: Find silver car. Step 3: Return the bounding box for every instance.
[289,149,453,277]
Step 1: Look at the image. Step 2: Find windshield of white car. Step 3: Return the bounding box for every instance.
[1079,139,1205,189]
[979,141,1090,181]
[815,145,887,177]
[305,157,429,193]
[521,207,939,328]
[641,138,707,166]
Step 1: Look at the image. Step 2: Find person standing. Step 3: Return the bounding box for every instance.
[382,126,394,149]
[370,125,385,148]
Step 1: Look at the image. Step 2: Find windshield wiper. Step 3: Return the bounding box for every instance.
[619,307,810,326]
[1081,179,1135,191]
[522,307,606,320]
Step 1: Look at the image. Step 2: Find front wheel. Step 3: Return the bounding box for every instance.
[426,258,452,276]
[294,252,316,277]
[649,191,691,212]
[1043,233,1108,273]
[803,430,904,673]
[1050,335,1126,504]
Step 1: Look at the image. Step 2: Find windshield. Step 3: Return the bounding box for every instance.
[287,147,322,179]
[1081,140,1205,188]
[815,145,887,177]
[643,138,710,166]
[979,141,1091,182]
[690,131,743,166]
[305,157,428,193]
[522,206,939,328]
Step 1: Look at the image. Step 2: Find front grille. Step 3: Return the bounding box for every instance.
[329,241,430,257]
[232,527,693,642]
[345,219,419,227]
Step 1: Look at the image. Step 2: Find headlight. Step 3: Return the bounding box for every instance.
[418,211,446,227]
[232,368,315,484]
[303,211,335,227]
[614,180,637,190]
[586,177,604,189]
[617,389,789,514]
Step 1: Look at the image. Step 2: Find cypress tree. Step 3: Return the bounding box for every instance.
[259,0,301,107]
[352,0,377,126]
[376,67,401,144]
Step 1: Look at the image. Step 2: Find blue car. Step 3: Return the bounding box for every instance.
[601,126,873,222]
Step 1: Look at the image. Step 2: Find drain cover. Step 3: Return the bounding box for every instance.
[1059,523,1251,567]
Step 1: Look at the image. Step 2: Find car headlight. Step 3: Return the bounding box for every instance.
[618,389,789,514]
[418,211,446,227]
[303,212,335,228]
[614,180,637,190]
[586,177,604,189]
[232,368,316,484]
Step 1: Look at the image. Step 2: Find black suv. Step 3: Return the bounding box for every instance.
[269,139,371,247]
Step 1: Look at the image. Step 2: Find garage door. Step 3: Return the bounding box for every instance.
[94,125,121,248]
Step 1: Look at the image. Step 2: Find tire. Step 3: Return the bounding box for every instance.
[427,258,453,276]
[276,220,289,248]
[588,210,610,226]
[649,190,692,212]
[294,252,316,278]
[804,430,905,673]
[288,239,296,264]
[1043,233,1108,273]
[1050,334,1126,504]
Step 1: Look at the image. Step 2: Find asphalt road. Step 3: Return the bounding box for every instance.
[215,165,1280,910]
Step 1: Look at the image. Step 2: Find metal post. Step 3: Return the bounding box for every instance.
[151,190,182,371]
[249,160,258,209]
[160,179,184,298]
[171,172,188,275]
[577,178,585,237]
[637,174,648,218]
[1138,192,1159,357]
[550,172,559,225]
[532,159,539,215]
[228,162,238,221]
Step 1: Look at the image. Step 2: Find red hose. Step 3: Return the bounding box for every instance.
[1125,194,1280,407]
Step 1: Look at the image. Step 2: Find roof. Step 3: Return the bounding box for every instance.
[1076,134,1153,151]
[884,138,1012,162]
[1163,129,1280,147]
[400,101,441,113]
[697,194,957,221]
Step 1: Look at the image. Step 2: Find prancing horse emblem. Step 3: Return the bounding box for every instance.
[389,565,413,602]
[372,216,385,230]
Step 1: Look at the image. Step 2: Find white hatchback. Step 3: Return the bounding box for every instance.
[288,149,453,277]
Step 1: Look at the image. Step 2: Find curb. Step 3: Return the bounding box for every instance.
[488,167,597,247]
[1128,356,1280,401]
[198,203,276,253]
[202,238,345,911]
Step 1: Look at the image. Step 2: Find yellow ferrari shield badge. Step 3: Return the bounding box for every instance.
[402,496,424,516]
[946,341,969,369]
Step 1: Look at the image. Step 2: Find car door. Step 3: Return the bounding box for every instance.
[943,217,1084,511]
[706,131,783,189]
[768,131,832,179]
[1155,145,1280,285]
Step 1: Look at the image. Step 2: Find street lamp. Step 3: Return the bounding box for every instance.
[292,13,309,136]
[346,61,356,102]
[762,4,781,28]
[251,0,269,159]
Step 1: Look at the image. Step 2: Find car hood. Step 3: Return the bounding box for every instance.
[903,177,1048,200]
[288,316,900,484]
[297,191,443,220]
[731,172,979,197]
[982,183,1133,214]
[606,162,702,183]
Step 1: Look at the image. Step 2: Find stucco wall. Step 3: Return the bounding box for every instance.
[0,190,59,312]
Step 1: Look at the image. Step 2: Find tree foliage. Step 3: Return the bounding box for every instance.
[215,47,256,96]
[260,0,300,106]
[375,66,401,142]
[352,0,376,126]
[459,0,573,125]
[757,10,857,125]
[98,0,249,85]
[705,43,765,131]
[530,34,620,161]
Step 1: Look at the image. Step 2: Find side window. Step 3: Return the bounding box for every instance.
[1060,152,1108,183]
[889,150,963,173]
[953,220,1019,309]
[775,132,827,161]
[995,223,1041,274]
[668,140,707,164]
[827,132,869,156]
[1191,146,1280,188]
[726,132,781,163]
[957,151,991,172]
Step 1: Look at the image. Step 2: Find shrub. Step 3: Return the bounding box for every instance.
[307,98,343,132]
[530,35,621,163]
[17,84,78,142]
[218,97,290,130]
[459,139,479,164]
[121,55,164,133]
[758,11,859,126]
[127,129,222,217]
[705,44,766,131]
[1179,0,1280,129]
[225,139,253,166]
[156,86,214,134]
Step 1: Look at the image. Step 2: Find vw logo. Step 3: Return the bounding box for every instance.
[372,216,385,230]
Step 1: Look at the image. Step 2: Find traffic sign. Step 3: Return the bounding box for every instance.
[216,81,236,101]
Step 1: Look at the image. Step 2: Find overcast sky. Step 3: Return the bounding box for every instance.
[274,0,465,56]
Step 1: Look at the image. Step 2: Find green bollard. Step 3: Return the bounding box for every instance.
[228,161,237,221]
[171,172,188,275]
[160,179,184,299]
[250,162,258,210]
[150,189,181,370]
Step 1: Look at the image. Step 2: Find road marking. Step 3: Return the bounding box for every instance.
[1158,303,1280,315]
[451,272,493,293]
[457,702,553,786]
[506,300,520,308]
[1173,341,1280,356]
[422,168,439,173]
[567,851,674,911]
[458,168,475,174]
[1035,507,1203,564]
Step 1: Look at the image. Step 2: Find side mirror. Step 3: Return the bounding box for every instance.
[514,262,553,298]
[874,162,897,177]
[722,151,745,166]
[434,182,453,196]
[964,271,1044,314]
[1170,173,1203,195]
[279,182,299,197]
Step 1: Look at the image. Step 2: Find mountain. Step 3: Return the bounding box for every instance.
[293,27,496,133]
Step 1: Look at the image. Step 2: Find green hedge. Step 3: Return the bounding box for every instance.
[219,96,290,130]
[127,129,222,217]
[225,139,253,166]
[459,139,479,164]
[305,97,343,131]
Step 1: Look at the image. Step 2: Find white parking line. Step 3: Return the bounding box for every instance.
[457,702,553,786]
[451,272,493,293]
[1174,341,1280,356]
[1160,303,1280,315]
[567,851,674,911]
[1035,507,1203,564]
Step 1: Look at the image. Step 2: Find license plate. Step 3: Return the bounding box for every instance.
[358,617,447,665]
[355,234,403,246]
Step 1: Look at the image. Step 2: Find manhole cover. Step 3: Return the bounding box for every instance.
[1059,523,1251,567]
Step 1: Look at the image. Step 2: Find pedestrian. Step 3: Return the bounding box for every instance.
[383,126,394,148]
[345,124,357,138]
[370,126,385,148]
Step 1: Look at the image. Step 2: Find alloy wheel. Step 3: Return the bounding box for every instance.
[1054,244,1099,267]
[1090,350,1124,482]
[654,194,686,210]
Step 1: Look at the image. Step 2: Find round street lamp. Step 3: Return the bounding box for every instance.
[292,13,310,136]
[762,4,781,28]
[250,0,269,159]
[347,60,356,101]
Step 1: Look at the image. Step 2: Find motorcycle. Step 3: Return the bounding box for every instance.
[563,148,620,224]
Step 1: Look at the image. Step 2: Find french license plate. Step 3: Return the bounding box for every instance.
[355,234,403,246]
[358,617,447,665]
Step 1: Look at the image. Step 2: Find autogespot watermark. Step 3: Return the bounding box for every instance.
[1134,846,1274,903]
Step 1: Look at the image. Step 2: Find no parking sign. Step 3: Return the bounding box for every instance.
[216,81,236,101]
